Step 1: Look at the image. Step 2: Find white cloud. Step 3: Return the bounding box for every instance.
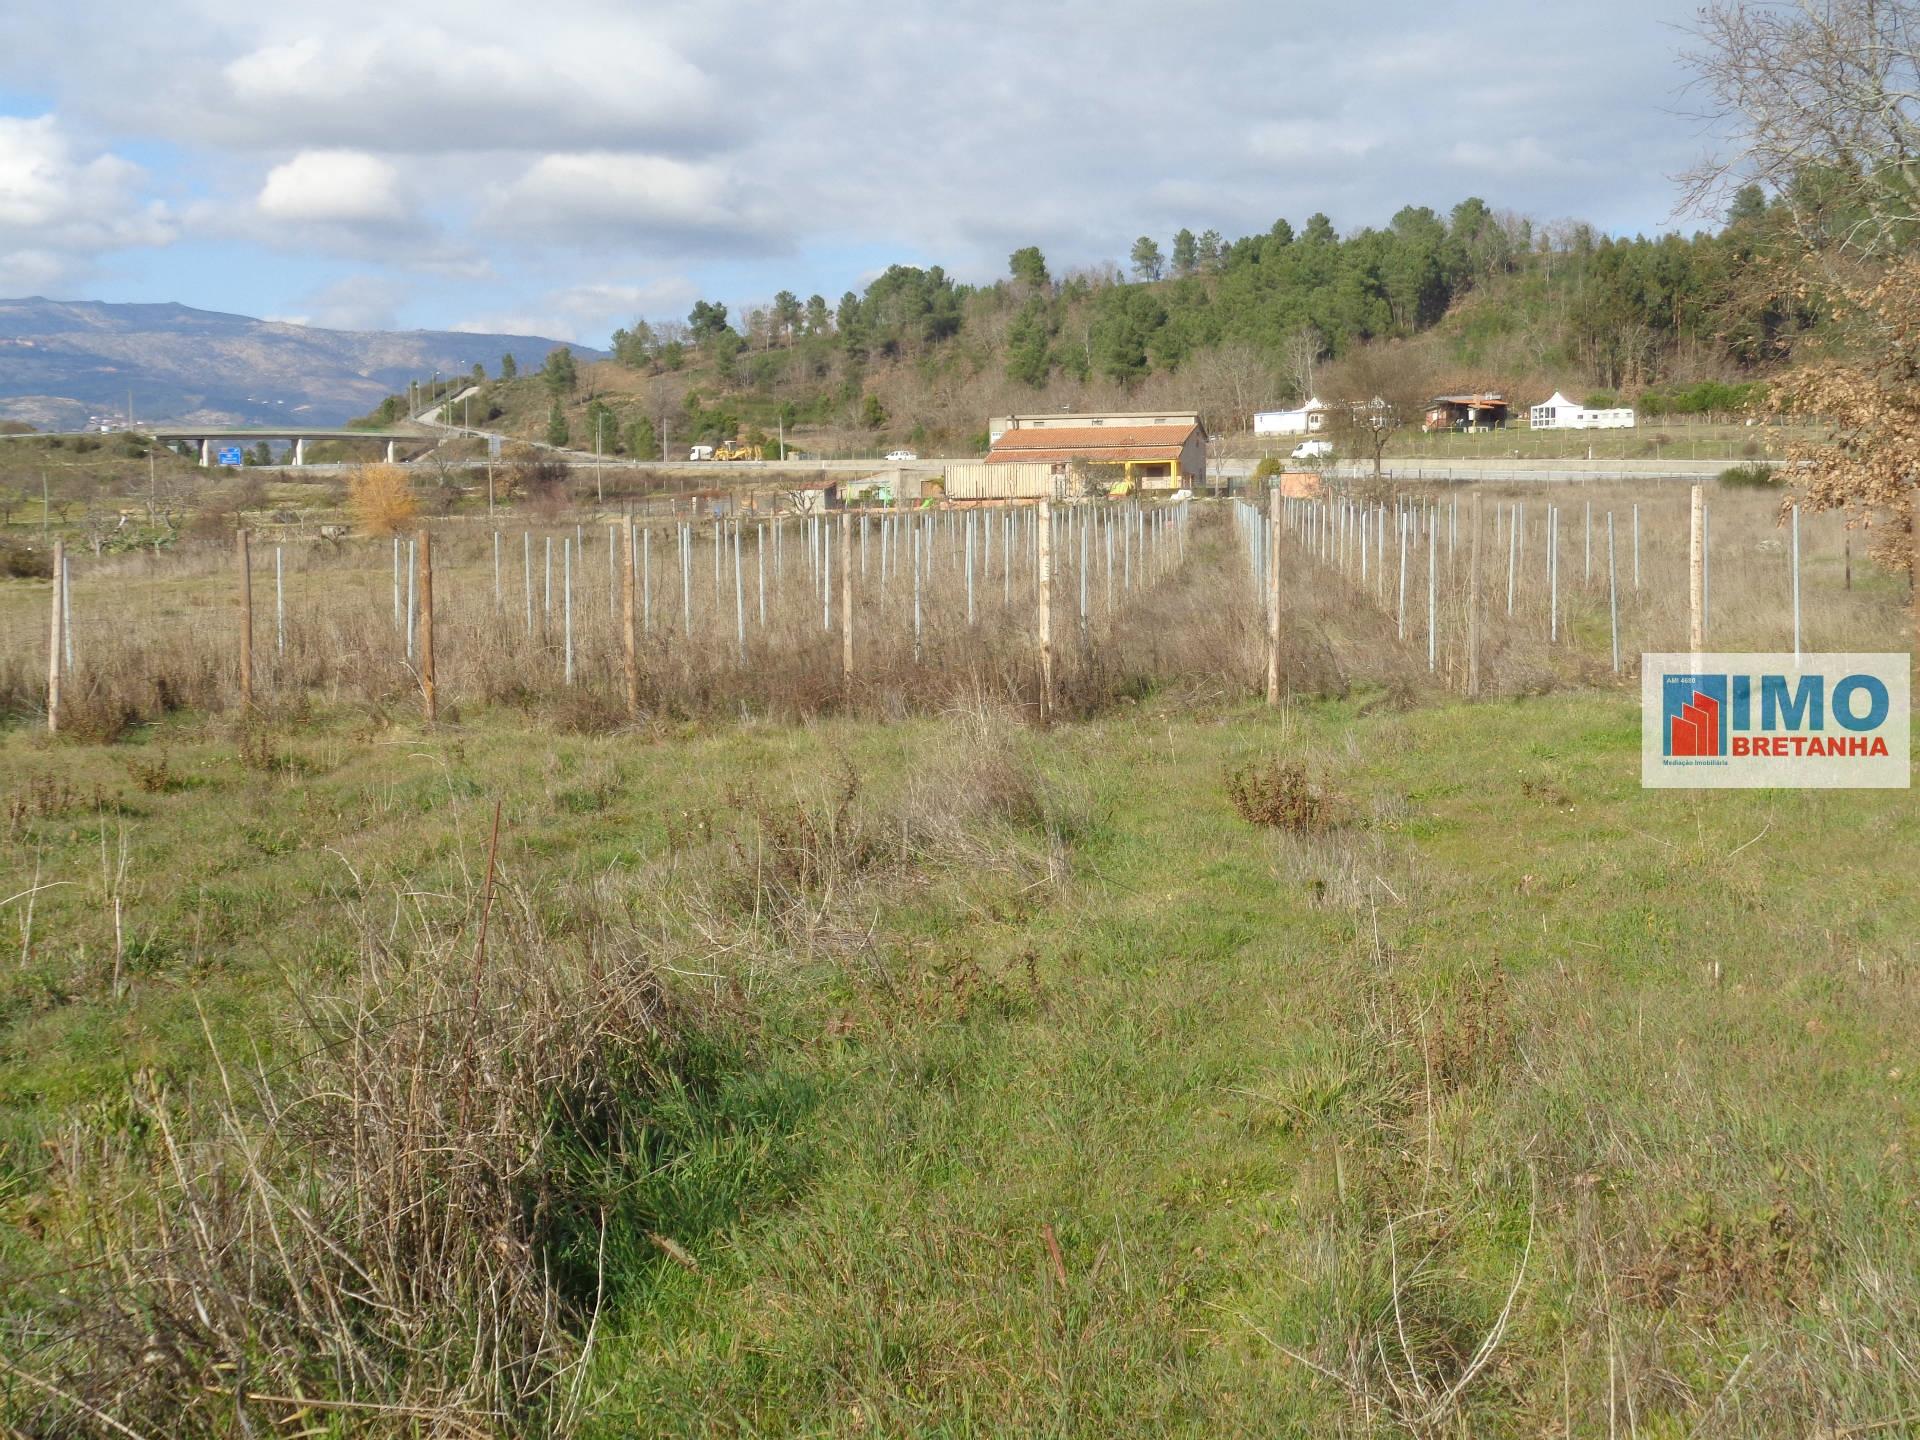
[0,0,1715,319]
[299,273,407,331]
[485,152,784,249]
[257,149,408,225]
[1246,122,1379,166]
[0,247,68,294]
[206,17,726,155]
[1448,138,1562,175]
[0,114,172,286]
[452,277,700,345]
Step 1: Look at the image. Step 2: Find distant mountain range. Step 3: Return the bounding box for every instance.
[0,297,604,430]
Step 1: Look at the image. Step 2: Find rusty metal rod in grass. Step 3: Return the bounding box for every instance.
[460,797,504,1097]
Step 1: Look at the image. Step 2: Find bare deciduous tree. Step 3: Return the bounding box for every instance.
[1183,341,1280,435]
[1280,325,1324,404]
[1680,0,1920,258]
[1686,0,1920,598]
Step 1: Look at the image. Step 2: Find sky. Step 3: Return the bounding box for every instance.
[0,0,1720,345]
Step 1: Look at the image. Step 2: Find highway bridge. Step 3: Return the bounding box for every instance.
[143,426,421,466]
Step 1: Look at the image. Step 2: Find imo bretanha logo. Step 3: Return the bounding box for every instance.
[1642,653,1909,788]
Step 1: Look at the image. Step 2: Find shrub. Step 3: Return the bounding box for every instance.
[17,883,685,1436]
[0,537,52,578]
[1718,462,1780,489]
[346,463,419,535]
[1225,756,1343,832]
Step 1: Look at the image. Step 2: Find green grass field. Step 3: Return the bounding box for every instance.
[4,682,1916,1436]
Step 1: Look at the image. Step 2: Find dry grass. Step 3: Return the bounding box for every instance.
[6,845,681,1437]
[0,505,1230,736]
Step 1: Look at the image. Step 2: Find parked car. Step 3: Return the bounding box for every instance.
[1290,439,1333,461]
[885,449,919,462]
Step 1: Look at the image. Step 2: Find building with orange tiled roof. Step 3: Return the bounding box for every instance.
[983,411,1206,492]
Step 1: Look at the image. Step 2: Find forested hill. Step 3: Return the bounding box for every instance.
[450,190,1817,458]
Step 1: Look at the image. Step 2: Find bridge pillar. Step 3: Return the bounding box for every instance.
[293,436,306,466]
[199,437,211,467]
[386,439,397,464]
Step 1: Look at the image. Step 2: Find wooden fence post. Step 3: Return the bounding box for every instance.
[1689,484,1705,654]
[623,515,639,720]
[237,528,254,710]
[418,530,436,723]
[1037,499,1054,721]
[1267,485,1282,706]
[46,540,63,734]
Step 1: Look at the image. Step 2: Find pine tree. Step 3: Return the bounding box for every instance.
[1009,245,1050,290]
[546,400,570,448]
[1171,228,1198,277]
[541,348,577,396]
[1129,236,1164,281]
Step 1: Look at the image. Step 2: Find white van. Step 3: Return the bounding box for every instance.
[1290,439,1333,461]
[688,444,715,461]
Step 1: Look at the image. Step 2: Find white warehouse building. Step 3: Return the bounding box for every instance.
[1252,398,1329,436]
[1530,391,1636,430]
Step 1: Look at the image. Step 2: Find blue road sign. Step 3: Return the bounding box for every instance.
[217,446,244,466]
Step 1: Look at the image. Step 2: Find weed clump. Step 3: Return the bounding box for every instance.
[1628,1197,1820,1316]
[13,883,687,1437]
[1225,756,1343,833]
[1718,462,1780,489]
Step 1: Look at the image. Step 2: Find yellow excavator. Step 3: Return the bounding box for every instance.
[713,439,764,461]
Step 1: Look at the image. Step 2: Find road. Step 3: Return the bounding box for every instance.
[1209,456,1772,485]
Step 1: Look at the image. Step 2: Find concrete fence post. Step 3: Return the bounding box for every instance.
[1267,485,1282,706]
[623,516,639,720]
[841,512,853,687]
[237,528,254,710]
[1467,492,1482,698]
[46,540,63,734]
[1689,484,1705,655]
[418,530,436,723]
[1037,498,1054,721]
